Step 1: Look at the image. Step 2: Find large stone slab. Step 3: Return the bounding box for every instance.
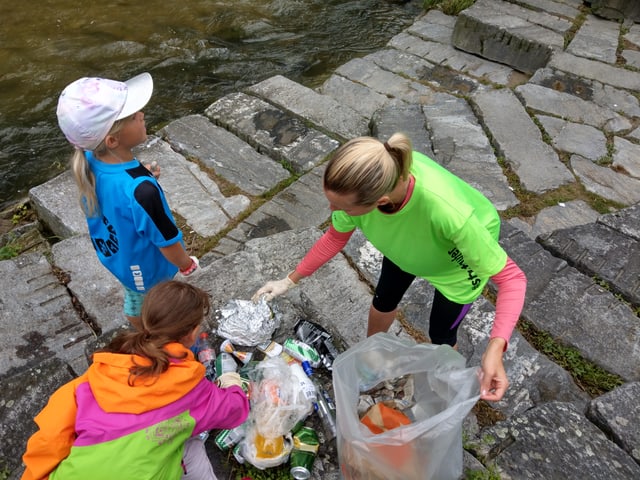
[246,75,369,141]
[591,0,640,22]
[508,199,600,240]
[514,0,581,18]
[225,164,330,248]
[472,88,574,193]
[161,114,289,196]
[28,170,86,240]
[452,0,566,74]
[566,14,620,64]
[497,222,569,300]
[529,67,640,119]
[587,382,640,464]
[0,253,93,376]
[571,154,640,206]
[387,32,517,87]
[516,83,631,133]
[471,402,640,479]
[538,222,640,306]
[597,203,640,241]
[51,235,126,334]
[204,92,339,174]
[422,91,518,210]
[550,51,640,91]
[536,115,608,161]
[613,136,640,180]
[523,267,640,382]
[136,137,250,237]
[318,73,400,118]
[1,358,76,477]
[333,57,439,105]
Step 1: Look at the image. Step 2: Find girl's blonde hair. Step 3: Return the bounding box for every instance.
[70,118,128,217]
[323,133,413,206]
[100,281,211,386]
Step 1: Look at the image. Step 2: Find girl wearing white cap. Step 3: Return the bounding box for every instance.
[56,72,199,330]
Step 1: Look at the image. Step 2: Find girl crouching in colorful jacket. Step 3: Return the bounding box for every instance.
[21,281,249,480]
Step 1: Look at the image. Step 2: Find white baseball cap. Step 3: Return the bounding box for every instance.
[56,72,153,150]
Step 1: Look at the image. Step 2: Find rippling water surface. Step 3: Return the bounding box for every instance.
[0,0,422,209]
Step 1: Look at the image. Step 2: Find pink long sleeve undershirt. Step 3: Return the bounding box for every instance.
[296,226,526,347]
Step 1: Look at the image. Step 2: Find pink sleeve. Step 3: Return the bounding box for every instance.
[295,226,354,277]
[489,257,527,349]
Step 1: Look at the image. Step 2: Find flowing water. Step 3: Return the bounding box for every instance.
[0,0,423,209]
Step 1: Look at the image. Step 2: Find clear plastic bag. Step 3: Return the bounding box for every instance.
[239,356,311,469]
[333,333,481,480]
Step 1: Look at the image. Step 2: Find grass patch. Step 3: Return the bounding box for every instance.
[423,0,475,15]
[463,465,502,480]
[497,161,624,219]
[517,319,624,396]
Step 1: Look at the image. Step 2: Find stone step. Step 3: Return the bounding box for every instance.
[205,91,339,174]
[500,221,640,382]
[452,0,569,74]
[538,213,640,307]
[246,74,369,141]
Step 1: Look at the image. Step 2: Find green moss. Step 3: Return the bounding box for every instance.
[517,320,624,396]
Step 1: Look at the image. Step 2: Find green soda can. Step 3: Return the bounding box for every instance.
[214,423,246,451]
[290,426,319,479]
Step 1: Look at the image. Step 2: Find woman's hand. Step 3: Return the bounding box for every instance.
[480,337,509,402]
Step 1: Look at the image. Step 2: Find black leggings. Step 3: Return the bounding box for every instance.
[372,256,472,346]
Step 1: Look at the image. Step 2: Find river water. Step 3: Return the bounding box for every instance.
[0,0,423,209]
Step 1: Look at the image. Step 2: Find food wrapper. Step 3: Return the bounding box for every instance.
[216,297,279,346]
[360,403,412,434]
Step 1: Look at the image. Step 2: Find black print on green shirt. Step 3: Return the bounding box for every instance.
[448,247,481,289]
[92,215,119,257]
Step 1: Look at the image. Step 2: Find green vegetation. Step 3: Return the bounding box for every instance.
[232,462,291,480]
[0,244,20,260]
[517,320,624,396]
[463,466,502,480]
[423,0,475,16]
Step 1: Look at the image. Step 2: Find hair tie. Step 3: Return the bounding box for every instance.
[142,329,151,340]
[383,141,392,152]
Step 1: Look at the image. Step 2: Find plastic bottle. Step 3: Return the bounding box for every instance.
[289,361,317,407]
[302,361,337,441]
[197,332,217,381]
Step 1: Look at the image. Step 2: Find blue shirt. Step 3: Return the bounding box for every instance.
[85,151,181,292]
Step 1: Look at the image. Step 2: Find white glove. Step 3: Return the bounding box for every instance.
[216,372,243,389]
[179,256,200,277]
[251,274,296,302]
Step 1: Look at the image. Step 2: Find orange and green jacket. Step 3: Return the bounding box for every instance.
[21,343,249,480]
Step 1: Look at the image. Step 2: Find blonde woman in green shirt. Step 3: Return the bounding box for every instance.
[254,133,526,402]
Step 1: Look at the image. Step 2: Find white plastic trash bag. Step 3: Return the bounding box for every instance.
[333,333,481,480]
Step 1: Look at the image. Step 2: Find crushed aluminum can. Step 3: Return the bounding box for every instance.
[290,426,319,479]
[215,424,247,451]
[283,338,321,368]
[294,318,339,370]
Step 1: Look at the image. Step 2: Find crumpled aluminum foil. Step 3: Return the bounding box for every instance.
[216,297,279,346]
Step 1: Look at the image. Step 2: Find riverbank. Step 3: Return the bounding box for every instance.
[2,1,640,479]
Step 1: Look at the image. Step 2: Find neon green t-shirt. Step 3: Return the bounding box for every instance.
[331,151,507,304]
